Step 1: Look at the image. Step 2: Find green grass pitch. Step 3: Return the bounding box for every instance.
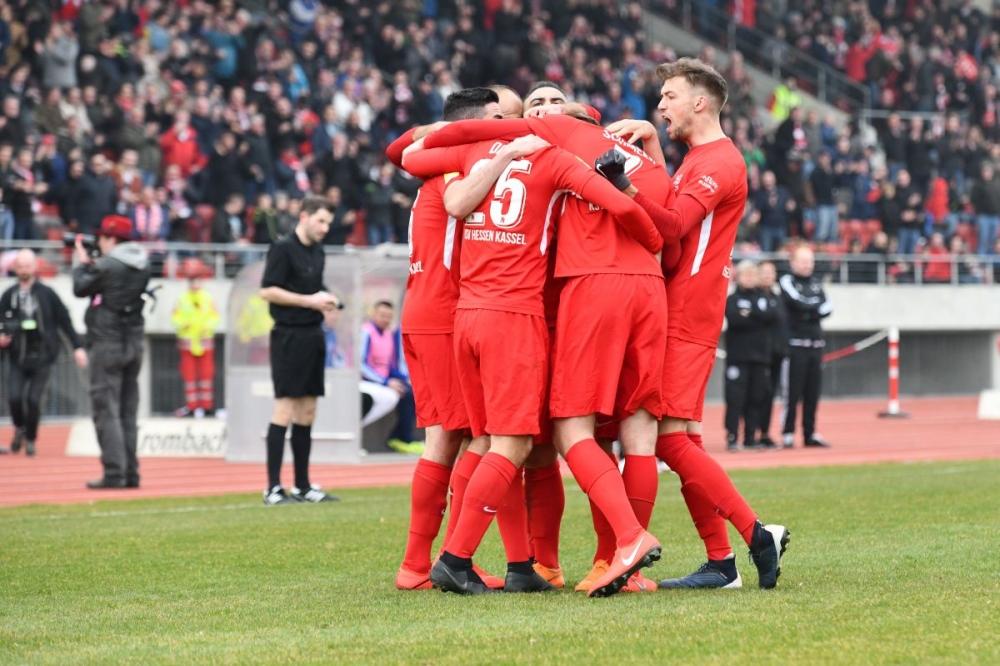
[2,461,998,665]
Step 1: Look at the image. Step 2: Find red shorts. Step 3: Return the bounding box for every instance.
[533,328,557,446]
[453,309,549,438]
[661,336,718,422]
[550,273,666,420]
[403,332,470,431]
[594,419,620,442]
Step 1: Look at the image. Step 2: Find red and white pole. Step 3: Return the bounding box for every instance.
[879,326,909,418]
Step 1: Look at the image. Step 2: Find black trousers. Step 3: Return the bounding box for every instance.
[759,354,785,439]
[723,361,769,445]
[782,346,823,440]
[8,362,53,441]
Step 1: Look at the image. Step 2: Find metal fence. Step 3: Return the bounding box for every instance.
[2,240,996,286]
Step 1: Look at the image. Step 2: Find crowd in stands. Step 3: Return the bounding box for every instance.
[0,0,998,283]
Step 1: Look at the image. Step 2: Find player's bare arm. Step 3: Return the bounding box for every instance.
[606,119,666,168]
[442,135,552,219]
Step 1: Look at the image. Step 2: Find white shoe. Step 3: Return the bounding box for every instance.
[291,484,341,503]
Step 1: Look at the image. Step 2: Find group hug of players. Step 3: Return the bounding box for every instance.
[389,58,790,597]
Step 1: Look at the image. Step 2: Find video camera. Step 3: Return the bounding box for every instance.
[62,232,100,257]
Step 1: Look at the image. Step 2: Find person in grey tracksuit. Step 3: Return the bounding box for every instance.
[72,215,151,489]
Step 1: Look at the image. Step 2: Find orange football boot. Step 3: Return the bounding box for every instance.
[574,559,610,592]
[395,566,432,590]
[588,530,662,598]
[473,563,505,589]
[532,562,565,588]
[622,570,658,593]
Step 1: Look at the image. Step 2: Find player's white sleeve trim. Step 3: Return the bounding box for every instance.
[690,210,715,276]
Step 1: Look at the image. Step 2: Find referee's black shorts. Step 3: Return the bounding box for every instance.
[270,325,326,398]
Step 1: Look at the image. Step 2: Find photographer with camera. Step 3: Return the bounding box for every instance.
[72,215,151,489]
[0,250,87,456]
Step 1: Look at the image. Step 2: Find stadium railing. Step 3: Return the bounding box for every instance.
[2,241,994,286]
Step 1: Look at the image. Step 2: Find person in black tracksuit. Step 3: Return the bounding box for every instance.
[757,261,787,449]
[778,245,833,448]
[723,261,776,451]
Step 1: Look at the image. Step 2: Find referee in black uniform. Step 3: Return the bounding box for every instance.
[259,195,342,504]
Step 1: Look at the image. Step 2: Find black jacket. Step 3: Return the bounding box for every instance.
[763,284,789,359]
[72,243,151,344]
[778,272,832,344]
[724,287,777,364]
[75,171,118,233]
[0,281,84,368]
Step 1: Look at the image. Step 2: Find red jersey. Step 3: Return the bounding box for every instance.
[405,141,659,318]
[400,175,462,334]
[423,115,669,278]
[659,138,748,347]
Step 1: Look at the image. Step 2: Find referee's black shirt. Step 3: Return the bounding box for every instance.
[261,231,325,327]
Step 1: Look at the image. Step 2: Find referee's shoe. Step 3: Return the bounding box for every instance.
[291,484,341,503]
[263,485,297,505]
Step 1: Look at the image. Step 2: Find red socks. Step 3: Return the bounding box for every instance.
[564,439,642,548]
[446,452,518,559]
[656,431,757,547]
[402,458,451,572]
[622,454,658,530]
[442,450,482,547]
[496,471,531,563]
[683,433,732,559]
[524,462,565,569]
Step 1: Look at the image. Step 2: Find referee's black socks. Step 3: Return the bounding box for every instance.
[290,423,313,491]
[266,423,287,489]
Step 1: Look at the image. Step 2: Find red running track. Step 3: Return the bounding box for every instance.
[0,396,997,508]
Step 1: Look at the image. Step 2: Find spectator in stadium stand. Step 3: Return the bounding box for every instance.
[970,162,1000,257]
[363,162,396,246]
[37,21,80,90]
[751,170,796,252]
[203,131,246,209]
[320,186,356,246]
[894,169,924,256]
[949,235,986,284]
[211,193,249,245]
[807,150,840,243]
[778,244,832,449]
[922,232,952,284]
[6,146,47,240]
[723,260,777,452]
[131,185,170,242]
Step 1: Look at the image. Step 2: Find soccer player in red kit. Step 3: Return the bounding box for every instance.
[596,57,790,590]
[404,137,663,596]
[421,109,673,595]
[392,88,509,591]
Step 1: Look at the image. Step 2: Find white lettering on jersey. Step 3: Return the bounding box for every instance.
[698,174,719,193]
[690,210,715,276]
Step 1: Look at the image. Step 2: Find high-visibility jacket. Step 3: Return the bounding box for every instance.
[770,84,802,123]
[237,295,274,344]
[172,288,220,356]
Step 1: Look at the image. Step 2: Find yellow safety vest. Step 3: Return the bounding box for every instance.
[172,288,220,356]
[771,85,803,123]
[237,295,274,344]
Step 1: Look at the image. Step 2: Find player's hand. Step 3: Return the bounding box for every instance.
[525,104,566,118]
[387,378,407,395]
[505,134,550,158]
[74,348,89,369]
[595,149,631,190]
[606,119,657,145]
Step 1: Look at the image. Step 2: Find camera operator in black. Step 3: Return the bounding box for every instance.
[72,215,152,488]
[778,244,833,448]
[723,261,776,452]
[1,250,88,456]
[756,261,788,449]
